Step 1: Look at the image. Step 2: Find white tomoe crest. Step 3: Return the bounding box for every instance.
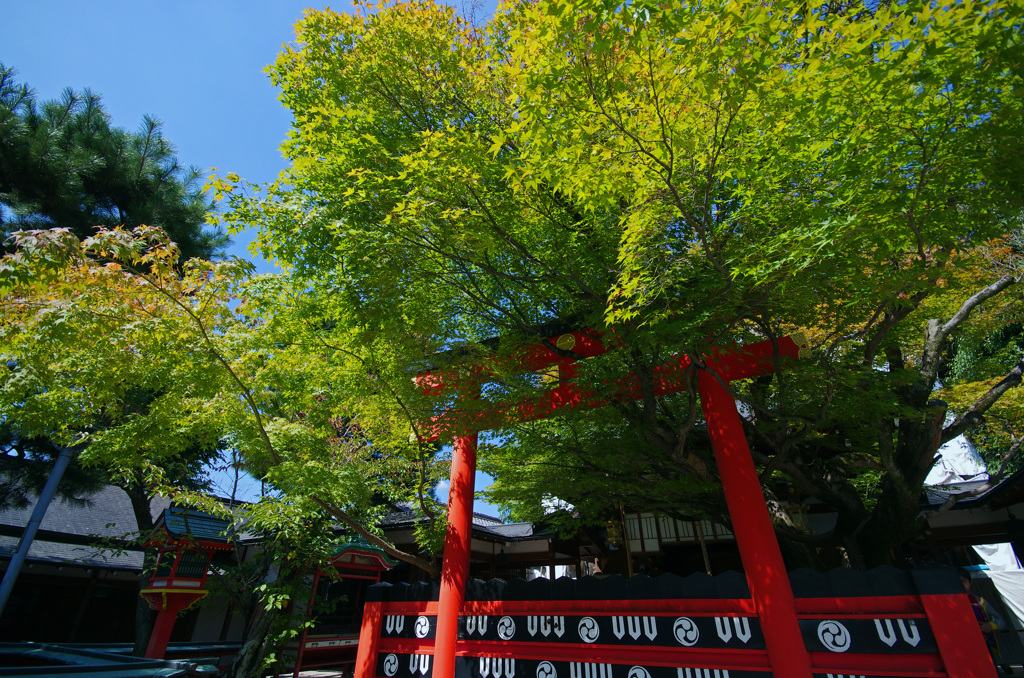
[578,617,600,643]
[497,616,516,640]
[817,620,852,653]
[536,661,557,678]
[672,617,700,646]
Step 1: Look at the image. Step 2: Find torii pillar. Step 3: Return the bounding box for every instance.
[433,433,479,678]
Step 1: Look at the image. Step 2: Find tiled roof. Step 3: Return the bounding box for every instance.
[0,485,168,537]
[471,512,504,527]
[0,534,143,570]
[483,522,537,539]
[0,486,166,570]
[161,507,232,543]
[373,502,548,543]
[378,502,507,529]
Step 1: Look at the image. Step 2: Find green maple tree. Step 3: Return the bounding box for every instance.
[214,0,1024,569]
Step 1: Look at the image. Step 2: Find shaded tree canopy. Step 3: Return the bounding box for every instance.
[0,227,447,575]
[0,64,228,261]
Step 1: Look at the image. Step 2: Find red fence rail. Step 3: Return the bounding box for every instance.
[356,568,994,678]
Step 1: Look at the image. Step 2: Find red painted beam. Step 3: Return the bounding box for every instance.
[373,638,771,671]
[416,330,612,396]
[808,650,945,674]
[423,333,809,678]
[354,601,384,678]
[375,601,439,615]
[462,598,757,616]
[383,595,930,618]
[455,640,771,670]
[795,595,924,616]
[144,592,204,658]
[422,334,808,441]
[920,592,998,677]
[417,331,805,397]
[698,369,813,678]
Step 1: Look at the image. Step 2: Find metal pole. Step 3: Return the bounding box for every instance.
[0,445,75,617]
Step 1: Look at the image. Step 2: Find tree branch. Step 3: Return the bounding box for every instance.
[920,274,1016,387]
[309,496,437,576]
[943,358,1024,443]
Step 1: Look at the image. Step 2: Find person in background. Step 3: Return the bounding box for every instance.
[961,567,1012,674]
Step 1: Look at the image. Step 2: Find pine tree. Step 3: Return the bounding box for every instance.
[0,64,227,261]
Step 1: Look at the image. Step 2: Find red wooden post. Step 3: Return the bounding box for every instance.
[434,433,479,678]
[144,592,202,658]
[697,369,813,678]
[354,600,384,678]
[293,569,322,678]
[920,592,998,677]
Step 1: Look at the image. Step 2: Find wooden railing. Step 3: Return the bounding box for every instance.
[355,567,994,678]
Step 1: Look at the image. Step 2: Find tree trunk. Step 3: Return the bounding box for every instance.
[227,607,276,678]
[856,403,945,567]
[126,482,158,657]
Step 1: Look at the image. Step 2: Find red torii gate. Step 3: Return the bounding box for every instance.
[355,329,993,678]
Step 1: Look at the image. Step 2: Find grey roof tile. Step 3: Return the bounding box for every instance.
[0,535,143,570]
[0,486,169,538]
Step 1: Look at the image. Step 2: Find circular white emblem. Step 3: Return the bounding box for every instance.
[673,617,700,646]
[383,654,399,676]
[414,616,430,638]
[627,668,651,678]
[536,661,557,678]
[497,615,516,640]
[577,616,600,643]
[817,620,851,652]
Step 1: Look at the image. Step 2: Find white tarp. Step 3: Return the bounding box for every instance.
[978,567,1024,632]
[927,418,1024,630]
[973,543,1024,631]
[974,544,1024,630]
[974,543,1023,572]
[925,427,988,486]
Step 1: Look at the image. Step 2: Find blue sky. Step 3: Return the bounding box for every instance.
[4,1,331,272]
[5,1,501,517]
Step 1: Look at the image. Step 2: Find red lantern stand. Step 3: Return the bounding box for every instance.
[140,507,233,659]
[353,329,996,678]
[292,540,398,677]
